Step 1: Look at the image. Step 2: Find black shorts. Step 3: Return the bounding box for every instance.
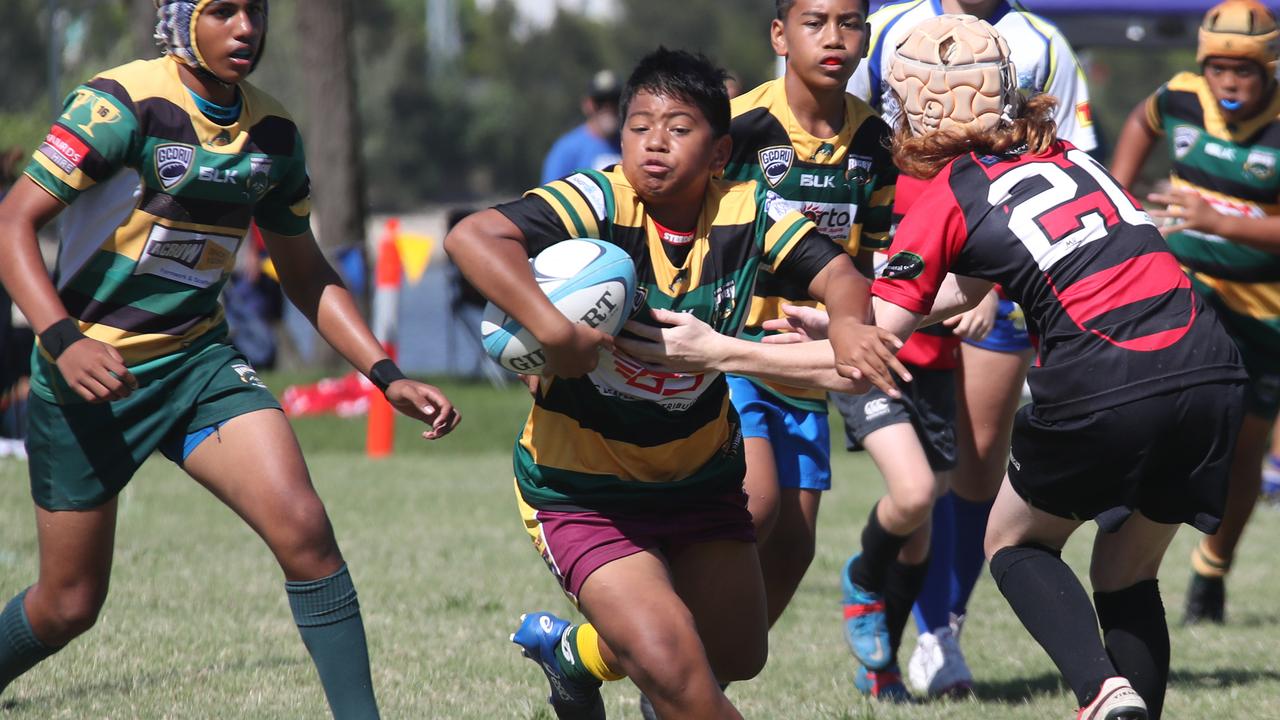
[831,365,957,473]
[1007,381,1245,534]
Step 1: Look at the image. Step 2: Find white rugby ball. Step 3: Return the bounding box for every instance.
[481,238,636,374]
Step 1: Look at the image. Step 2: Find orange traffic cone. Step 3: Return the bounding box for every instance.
[366,217,403,458]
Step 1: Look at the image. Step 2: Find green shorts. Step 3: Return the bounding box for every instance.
[26,343,280,510]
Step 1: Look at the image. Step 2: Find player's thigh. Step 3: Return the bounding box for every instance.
[1231,411,1274,479]
[182,408,340,576]
[1089,513,1178,592]
[984,475,1081,559]
[953,344,1033,500]
[861,423,937,522]
[743,437,780,539]
[669,539,768,681]
[577,550,718,685]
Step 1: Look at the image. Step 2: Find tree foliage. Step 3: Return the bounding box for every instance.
[0,1,1186,207]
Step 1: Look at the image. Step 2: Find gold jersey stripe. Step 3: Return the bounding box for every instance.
[519,401,733,484]
[1193,272,1280,320]
[29,155,94,193]
[63,309,226,365]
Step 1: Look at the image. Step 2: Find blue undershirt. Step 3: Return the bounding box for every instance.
[187,87,243,123]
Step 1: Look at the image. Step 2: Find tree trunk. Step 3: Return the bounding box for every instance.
[297,0,369,368]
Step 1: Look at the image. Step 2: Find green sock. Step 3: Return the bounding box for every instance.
[554,624,603,686]
[0,588,59,695]
[286,565,380,720]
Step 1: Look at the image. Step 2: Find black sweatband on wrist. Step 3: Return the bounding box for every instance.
[39,318,87,360]
[368,359,407,393]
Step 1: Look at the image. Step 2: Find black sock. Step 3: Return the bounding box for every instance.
[849,503,911,593]
[990,544,1115,708]
[1095,580,1169,720]
[884,558,929,665]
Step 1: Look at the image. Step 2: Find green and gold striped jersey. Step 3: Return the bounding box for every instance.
[1145,72,1280,361]
[722,78,896,411]
[495,167,842,510]
[24,57,311,403]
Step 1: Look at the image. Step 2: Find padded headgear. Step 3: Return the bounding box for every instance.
[154,0,268,80]
[1198,0,1279,75]
[887,14,1018,137]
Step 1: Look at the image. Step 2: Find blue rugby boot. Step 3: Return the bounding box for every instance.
[854,663,913,703]
[511,612,606,720]
[841,554,892,670]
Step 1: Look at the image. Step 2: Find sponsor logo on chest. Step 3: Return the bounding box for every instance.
[766,192,856,241]
[136,225,240,288]
[800,174,836,188]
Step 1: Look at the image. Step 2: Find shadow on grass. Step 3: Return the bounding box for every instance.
[0,653,308,711]
[967,665,1280,706]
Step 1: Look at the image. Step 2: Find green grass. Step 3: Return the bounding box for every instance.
[0,377,1276,718]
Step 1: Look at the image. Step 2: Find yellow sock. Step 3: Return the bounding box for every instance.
[576,623,625,682]
[1191,539,1230,578]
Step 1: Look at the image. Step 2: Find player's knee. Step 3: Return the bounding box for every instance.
[268,497,340,571]
[896,483,936,527]
[36,582,108,641]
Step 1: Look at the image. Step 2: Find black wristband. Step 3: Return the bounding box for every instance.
[39,318,87,360]
[368,359,407,393]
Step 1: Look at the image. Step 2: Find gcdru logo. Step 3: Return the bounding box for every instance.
[155,144,195,189]
[759,146,794,187]
[1172,126,1200,160]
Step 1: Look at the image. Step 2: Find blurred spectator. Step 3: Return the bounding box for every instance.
[224,223,284,369]
[540,70,622,184]
[0,148,32,454]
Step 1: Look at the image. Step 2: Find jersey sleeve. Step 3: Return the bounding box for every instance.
[496,171,613,256]
[871,166,968,315]
[24,85,137,205]
[849,117,898,253]
[1143,85,1167,136]
[759,199,824,275]
[1042,31,1098,152]
[254,127,313,237]
[773,226,844,289]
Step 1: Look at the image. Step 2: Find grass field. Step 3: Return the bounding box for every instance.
[0,376,1276,718]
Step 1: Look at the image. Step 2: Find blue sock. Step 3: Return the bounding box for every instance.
[287,565,380,720]
[0,588,59,694]
[949,494,995,617]
[912,493,955,634]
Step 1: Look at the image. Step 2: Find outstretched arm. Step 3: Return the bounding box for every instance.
[263,228,460,438]
[615,309,890,394]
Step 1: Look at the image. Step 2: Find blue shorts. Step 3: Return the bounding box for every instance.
[727,375,832,491]
[963,299,1032,353]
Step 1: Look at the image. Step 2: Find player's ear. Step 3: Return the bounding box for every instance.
[710,134,733,174]
[861,21,872,59]
[771,18,788,59]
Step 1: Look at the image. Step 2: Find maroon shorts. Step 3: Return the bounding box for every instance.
[516,482,756,600]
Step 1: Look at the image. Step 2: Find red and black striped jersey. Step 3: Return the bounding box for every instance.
[875,141,1245,420]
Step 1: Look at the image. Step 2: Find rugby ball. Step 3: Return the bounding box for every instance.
[481,238,636,374]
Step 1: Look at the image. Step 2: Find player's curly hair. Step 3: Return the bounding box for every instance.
[892,94,1060,179]
[621,47,731,138]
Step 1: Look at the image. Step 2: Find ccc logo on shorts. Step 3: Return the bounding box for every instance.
[864,397,890,420]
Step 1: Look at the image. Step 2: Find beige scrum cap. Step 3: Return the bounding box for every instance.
[888,14,1018,137]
